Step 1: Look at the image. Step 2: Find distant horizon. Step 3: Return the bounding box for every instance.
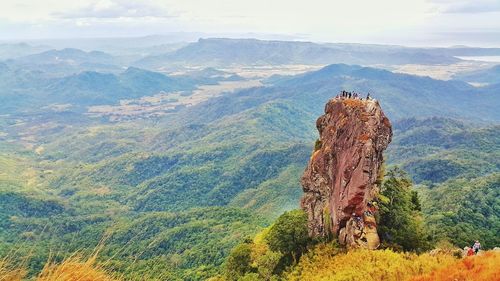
[2,33,500,49]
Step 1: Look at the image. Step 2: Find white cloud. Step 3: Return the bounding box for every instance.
[430,0,500,13]
[53,0,174,19]
[0,0,499,46]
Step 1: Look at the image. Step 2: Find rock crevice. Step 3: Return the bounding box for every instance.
[301,97,392,249]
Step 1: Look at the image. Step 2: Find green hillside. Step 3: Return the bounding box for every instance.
[0,63,498,280]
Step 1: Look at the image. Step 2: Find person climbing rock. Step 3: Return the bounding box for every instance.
[367,201,377,214]
[352,213,362,223]
[473,240,481,255]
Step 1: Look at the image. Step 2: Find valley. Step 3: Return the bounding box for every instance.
[390,60,494,81]
[0,38,498,280]
[87,80,263,121]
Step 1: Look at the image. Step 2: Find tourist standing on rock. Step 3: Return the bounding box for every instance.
[367,93,371,100]
[473,240,481,255]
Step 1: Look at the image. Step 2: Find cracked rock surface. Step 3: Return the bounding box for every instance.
[300,97,392,249]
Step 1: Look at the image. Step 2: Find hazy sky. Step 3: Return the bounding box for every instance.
[1,0,499,46]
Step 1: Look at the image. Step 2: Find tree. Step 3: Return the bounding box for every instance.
[410,190,421,211]
[224,242,254,280]
[377,167,429,252]
[265,210,309,263]
[256,250,282,280]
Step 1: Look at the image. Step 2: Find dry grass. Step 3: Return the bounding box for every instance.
[0,252,119,281]
[36,252,120,281]
[0,260,25,281]
[0,234,122,281]
[410,251,500,281]
[286,245,457,281]
[0,247,29,281]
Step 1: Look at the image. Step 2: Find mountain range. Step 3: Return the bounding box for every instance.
[0,40,498,280]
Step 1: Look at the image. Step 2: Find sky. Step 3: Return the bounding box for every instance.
[1,0,499,47]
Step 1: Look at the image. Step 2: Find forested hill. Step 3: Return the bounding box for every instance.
[134,38,462,68]
[0,61,498,280]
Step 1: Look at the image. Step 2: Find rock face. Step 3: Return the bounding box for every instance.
[300,97,392,249]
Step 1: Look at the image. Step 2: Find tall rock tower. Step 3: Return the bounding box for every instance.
[301,97,392,249]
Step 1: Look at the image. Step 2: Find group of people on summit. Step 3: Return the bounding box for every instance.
[336,90,371,100]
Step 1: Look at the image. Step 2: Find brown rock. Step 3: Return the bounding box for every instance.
[300,97,392,249]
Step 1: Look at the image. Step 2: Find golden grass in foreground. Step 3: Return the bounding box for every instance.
[0,253,119,281]
[411,251,500,281]
[0,260,25,281]
[36,253,120,281]
[286,244,457,281]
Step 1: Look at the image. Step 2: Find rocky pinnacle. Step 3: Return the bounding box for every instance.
[300,97,392,249]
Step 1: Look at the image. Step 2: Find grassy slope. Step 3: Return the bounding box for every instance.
[285,244,500,281]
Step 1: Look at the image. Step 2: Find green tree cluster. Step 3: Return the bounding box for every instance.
[377,167,430,252]
[223,210,309,281]
[265,210,310,263]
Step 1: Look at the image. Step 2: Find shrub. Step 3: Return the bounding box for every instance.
[286,245,456,281]
[314,139,322,151]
